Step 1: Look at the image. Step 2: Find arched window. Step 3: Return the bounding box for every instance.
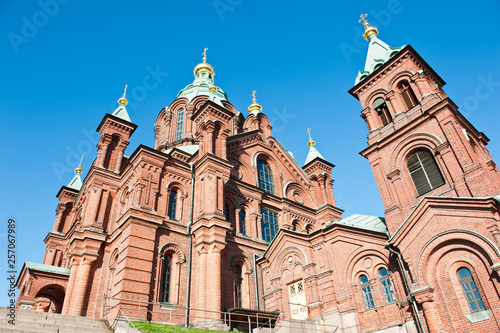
[234,265,242,308]
[407,149,445,196]
[398,81,418,110]
[379,268,396,303]
[239,210,246,235]
[261,208,278,242]
[458,267,486,312]
[160,254,172,303]
[373,97,392,126]
[257,160,274,194]
[168,189,177,220]
[175,108,184,141]
[360,275,374,309]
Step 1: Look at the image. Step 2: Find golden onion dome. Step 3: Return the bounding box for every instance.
[248,90,262,113]
[118,84,128,105]
[194,48,215,77]
[359,14,378,41]
[75,156,83,174]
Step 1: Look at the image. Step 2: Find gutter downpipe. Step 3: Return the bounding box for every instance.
[387,242,426,333]
[185,162,195,328]
[253,253,260,310]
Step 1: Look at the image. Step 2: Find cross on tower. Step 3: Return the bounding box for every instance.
[142,173,158,205]
[358,13,369,27]
[202,48,208,62]
[307,128,312,140]
[252,90,257,102]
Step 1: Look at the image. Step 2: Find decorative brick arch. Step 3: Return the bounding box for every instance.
[364,88,389,110]
[389,132,443,171]
[283,181,313,206]
[345,248,390,286]
[230,255,252,274]
[276,246,309,282]
[416,229,500,284]
[158,243,186,264]
[388,70,415,91]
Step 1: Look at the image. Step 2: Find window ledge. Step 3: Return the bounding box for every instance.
[465,309,491,323]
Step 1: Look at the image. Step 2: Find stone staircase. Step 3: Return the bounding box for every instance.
[0,307,113,333]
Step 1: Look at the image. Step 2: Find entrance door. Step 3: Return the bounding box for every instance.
[288,280,307,320]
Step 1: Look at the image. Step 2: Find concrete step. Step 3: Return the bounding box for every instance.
[0,307,112,333]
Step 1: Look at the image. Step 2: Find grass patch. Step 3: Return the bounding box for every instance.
[131,321,228,333]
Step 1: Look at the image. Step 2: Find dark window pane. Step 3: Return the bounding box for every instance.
[168,190,177,219]
[257,160,274,194]
[261,208,278,242]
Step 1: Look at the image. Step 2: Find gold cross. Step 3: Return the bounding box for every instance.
[202,48,208,62]
[252,90,256,102]
[358,13,368,24]
[122,84,127,98]
[307,128,312,140]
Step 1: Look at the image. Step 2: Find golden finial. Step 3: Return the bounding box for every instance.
[248,90,262,113]
[209,78,217,93]
[118,84,128,106]
[202,48,208,63]
[307,128,315,147]
[75,156,83,174]
[359,14,378,41]
[358,13,369,28]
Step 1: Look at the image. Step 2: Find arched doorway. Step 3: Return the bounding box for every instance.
[34,284,65,313]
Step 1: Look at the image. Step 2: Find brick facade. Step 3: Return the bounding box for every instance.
[16,25,500,333]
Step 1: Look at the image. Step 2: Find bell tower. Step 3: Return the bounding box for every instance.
[349,16,500,234]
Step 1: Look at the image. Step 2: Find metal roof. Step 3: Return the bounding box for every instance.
[24,262,70,275]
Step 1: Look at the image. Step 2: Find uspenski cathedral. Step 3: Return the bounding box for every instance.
[16,18,500,333]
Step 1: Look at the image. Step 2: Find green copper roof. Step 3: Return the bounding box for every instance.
[332,214,387,234]
[67,171,82,191]
[112,104,131,122]
[175,70,229,106]
[304,145,325,166]
[355,34,404,85]
[24,262,71,275]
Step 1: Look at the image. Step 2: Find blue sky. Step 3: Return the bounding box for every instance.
[1,1,499,307]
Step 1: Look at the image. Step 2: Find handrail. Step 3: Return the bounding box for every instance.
[103,292,140,332]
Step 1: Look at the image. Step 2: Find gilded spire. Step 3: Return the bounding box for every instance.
[248,90,263,113]
[118,84,128,105]
[75,156,83,174]
[359,13,378,41]
[307,128,315,147]
[209,77,217,93]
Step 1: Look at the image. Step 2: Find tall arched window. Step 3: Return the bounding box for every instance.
[160,254,172,303]
[458,267,486,312]
[373,97,392,126]
[224,204,230,222]
[168,189,177,220]
[234,265,242,308]
[175,108,184,141]
[360,275,374,309]
[257,160,274,194]
[407,149,445,196]
[379,268,396,303]
[398,81,418,110]
[239,210,246,235]
[261,208,278,242]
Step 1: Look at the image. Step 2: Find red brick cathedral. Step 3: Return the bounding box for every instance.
[17,20,500,333]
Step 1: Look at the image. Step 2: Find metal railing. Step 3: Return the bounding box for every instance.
[102,293,338,332]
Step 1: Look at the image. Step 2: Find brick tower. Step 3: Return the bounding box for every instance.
[349,16,500,333]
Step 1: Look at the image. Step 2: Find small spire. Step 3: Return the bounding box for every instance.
[67,157,84,190]
[248,90,263,114]
[358,13,378,41]
[75,156,83,174]
[307,128,315,146]
[118,84,128,106]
